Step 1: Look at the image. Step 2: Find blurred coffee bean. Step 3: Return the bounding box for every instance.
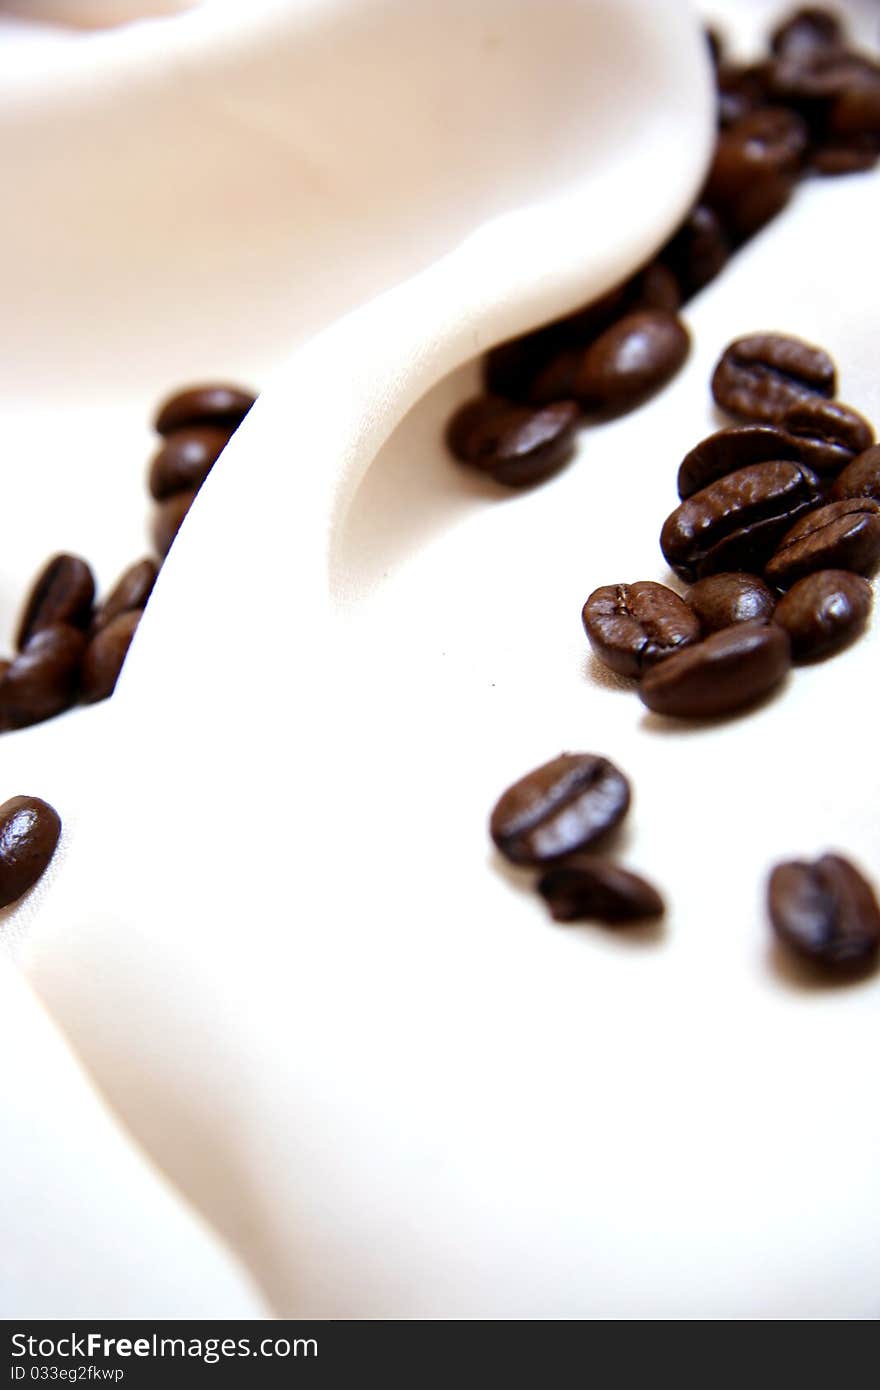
[0,795,62,908]
[93,558,158,633]
[765,497,880,586]
[768,853,880,974]
[581,581,700,677]
[715,63,769,128]
[153,489,198,558]
[827,74,880,138]
[639,621,791,719]
[780,398,874,475]
[660,204,730,301]
[774,569,872,660]
[490,753,630,866]
[537,856,664,924]
[830,444,880,502]
[148,426,231,500]
[677,423,801,499]
[764,50,877,105]
[80,610,142,705]
[0,625,85,730]
[686,573,776,631]
[564,310,690,413]
[769,8,845,61]
[154,383,255,436]
[17,554,95,651]
[810,141,879,174]
[628,261,681,313]
[704,108,808,240]
[446,397,579,487]
[712,332,835,423]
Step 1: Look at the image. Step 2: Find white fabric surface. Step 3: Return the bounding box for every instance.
[2,0,879,1319]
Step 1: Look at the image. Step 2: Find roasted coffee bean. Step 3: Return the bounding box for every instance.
[148,426,231,500]
[780,398,874,475]
[483,285,628,401]
[628,261,681,313]
[715,62,768,128]
[686,572,776,631]
[774,569,872,660]
[830,444,880,503]
[764,50,877,105]
[677,424,801,499]
[93,558,158,632]
[154,383,255,436]
[810,141,879,174]
[446,397,579,487]
[153,488,197,558]
[769,8,845,61]
[704,108,807,240]
[490,753,630,867]
[639,621,790,719]
[660,204,730,301]
[828,77,880,139]
[16,554,95,651]
[711,332,836,423]
[660,460,822,581]
[768,853,880,973]
[558,310,690,413]
[537,857,664,925]
[581,581,700,677]
[0,795,62,908]
[80,610,142,704]
[0,625,85,730]
[765,497,880,586]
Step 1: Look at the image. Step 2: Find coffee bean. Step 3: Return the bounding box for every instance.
[582,582,700,677]
[660,460,822,581]
[704,108,807,240]
[490,753,630,866]
[93,558,158,632]
[154,383,255,436]
[153,489,197,558]
[639,621,791,718]
[686,573,776,631]
[810,141,879,174]
[830,444,880,503]
[715,62,768,128]
[483,285,628,401]
[765,497,880,586]
[765,50,877,105]
[80,610,142,704]
[537,857,664,924]
[628,261,682,313]
[768,853,880,973]
[770,9,845,61]
[148,426,231,500]
[677,424,801,499]
[446,397,579,487]
[0,795,62,908]
[564,310,690,413]
[780,398,874,475]
[16,554,95,651]
[0,625,85,730]
[828,76,880,139]
[774,569,872,660]
[660,204,730,301]
[712,332,836,423]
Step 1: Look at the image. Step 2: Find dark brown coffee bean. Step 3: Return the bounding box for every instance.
[768,853,880,973]
[704,108,807,240]
[0,795,62,908]
[148,426,231,500]
[566,310,690,413]
[828,77,880,139]
[677,424,802,499]
[153,489,197,558]
[446,397,578,487]
[830,444,880,503]
[537,857,664,925]
[774,569,872,660]
[770,9,845,61]
[711,332,836,423]
[93,558,158,633]
[686,573,776,631]
[581,582,700,677]
[765,497,880,586]
[0,625,86,730]
[715,62,768,128]
[660,204,730,301]
[780,398,874,475]
[80,610,142,704]
[764,50,877,105]
[490,753,630,867]
[154,383,255,436]
[628,261,681,313]
[483,285,629,401]
[16,554,95,651]
[639,621,790,719]
[660,460,822,581]
[809,141,879,174]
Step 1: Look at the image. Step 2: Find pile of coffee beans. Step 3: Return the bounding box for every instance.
[489,753,664,926]
[0,795,61,908]
[446,6,879,490]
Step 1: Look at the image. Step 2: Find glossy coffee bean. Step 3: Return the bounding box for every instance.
[830,444,880,503]
[704,108,807,240]
[93,558,158,632]
[567,310,690,413]
[0,795,62,908]
[0,625,86,730]
[154,383,255,436]
[765,497,880,586]
[660,204,730,301]
[446,397,579,487]
[780,398,874,475]
[712,332,836,423]
[769,8,845,61]
[153,489,197,558]
[148,426,231,500]
[483,286,628,401]
[16,554,95,651]
[768,853,880,973]
[660,460,822,581]
[774,569,872,661]
[537,857,664,925]
[490,753,630,867]
[639,621,790,719]
[581,581,700,677]
[80,610,142,704]
[686,573,776,631]
[677,424,801,499]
